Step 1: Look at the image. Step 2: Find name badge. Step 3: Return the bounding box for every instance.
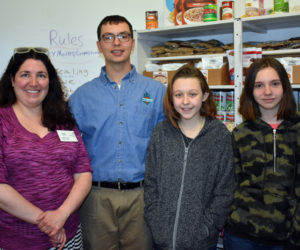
[57,130,78,142]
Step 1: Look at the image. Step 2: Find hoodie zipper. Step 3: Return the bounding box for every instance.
[273,129,277,173]
[172,145,189,250]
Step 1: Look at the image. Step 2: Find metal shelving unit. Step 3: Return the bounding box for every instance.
[134,12,300,125]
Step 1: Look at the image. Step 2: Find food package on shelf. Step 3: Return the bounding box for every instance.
[150,39,225,58]
[175,0,183,25]
[276,57,300,84]
[226,47,262,85]
[143,60,229,86]
[143,63,187,86]
[165,0,175,26]
[195,57,230,85]
[274,0,289,13]
[289,0,300,13]
[221,1,234,20]
[244,0,264,17]
[263,0,275,15]
[181,0,217,25]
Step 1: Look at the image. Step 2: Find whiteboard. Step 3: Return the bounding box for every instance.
[0,0,163,96]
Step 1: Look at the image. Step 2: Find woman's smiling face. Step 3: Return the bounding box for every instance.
[12,58,49,110]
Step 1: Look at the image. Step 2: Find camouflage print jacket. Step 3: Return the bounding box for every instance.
[226,115,300,247]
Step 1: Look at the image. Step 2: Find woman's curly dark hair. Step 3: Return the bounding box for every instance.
[0,49,76,130]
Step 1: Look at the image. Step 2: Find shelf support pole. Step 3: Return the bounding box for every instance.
[234,18,243,125]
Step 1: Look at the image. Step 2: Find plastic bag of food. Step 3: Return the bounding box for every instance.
[226,47,262,85]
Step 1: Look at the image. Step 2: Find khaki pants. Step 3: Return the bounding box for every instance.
[79,186,152,250]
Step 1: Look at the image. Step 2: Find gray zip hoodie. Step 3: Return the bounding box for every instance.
[144,118,235,250]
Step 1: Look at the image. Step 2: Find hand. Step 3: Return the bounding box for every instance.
[37,209,68,237]
[50,228,66,250]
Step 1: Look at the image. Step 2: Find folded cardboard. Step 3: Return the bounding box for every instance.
[143,63,230,86]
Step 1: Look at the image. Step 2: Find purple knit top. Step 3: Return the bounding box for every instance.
[0,106,92,250]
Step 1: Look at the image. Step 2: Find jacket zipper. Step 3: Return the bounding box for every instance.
[273,129,277,173]
[172,146,189,250]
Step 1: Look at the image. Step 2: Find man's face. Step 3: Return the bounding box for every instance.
[97,22,135,66]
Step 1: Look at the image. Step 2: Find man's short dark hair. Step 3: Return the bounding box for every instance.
[97,15,133,41]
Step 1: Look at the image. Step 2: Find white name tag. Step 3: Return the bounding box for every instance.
[57,130,78,142]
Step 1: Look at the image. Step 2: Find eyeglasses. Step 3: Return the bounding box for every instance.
[100,32,132,43]
[13,47,49,56]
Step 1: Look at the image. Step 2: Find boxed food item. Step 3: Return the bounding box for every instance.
[282,65,300,84]
[182,0,217,25]
[143,63,230,86]
[289,0,300,13]
[175,0,183,25]
[143,70,174,86]
[165,0,175,26]
[277,57,300,84]
[226,47,262,85]
[245,0,264,17]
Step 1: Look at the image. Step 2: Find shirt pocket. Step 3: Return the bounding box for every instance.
[129,104,155,137]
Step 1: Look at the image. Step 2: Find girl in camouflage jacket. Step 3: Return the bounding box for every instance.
[225,58,300,250]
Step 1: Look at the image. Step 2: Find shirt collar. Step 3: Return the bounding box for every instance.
[100,65,137,85]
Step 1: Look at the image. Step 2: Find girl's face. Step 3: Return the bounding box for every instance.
[173,77,209,123]
[253,67,283,117]
[12,58,49,110]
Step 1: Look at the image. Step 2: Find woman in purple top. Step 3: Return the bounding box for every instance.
[0,47,92,250]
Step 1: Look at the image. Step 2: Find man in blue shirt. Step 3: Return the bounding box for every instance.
[69,15,165,250]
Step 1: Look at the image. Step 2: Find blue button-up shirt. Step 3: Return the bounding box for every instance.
[69,65,166,182]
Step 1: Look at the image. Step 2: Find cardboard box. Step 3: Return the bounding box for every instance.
[284,65,300,84]
[143,70,174,86]
[175,0,183,25]
[293,65,300,84]
[143,63,230,85]
[200,63,230,85]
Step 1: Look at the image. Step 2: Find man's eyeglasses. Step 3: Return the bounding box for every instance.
[100,32,132,43]
[13,47,49,56]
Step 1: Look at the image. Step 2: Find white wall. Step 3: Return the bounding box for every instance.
[0,0,164,95]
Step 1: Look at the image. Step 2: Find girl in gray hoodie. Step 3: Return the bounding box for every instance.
[144,64,235,250]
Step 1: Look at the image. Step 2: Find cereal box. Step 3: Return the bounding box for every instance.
[175,0,183,25]
[165,0,175,26]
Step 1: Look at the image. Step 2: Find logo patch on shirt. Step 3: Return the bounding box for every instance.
[142,92,153,105]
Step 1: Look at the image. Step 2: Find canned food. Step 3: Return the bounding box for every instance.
[274,0,289,13]
[216,111,226,122]
[203,4,217,22]
[226,111,235,122]
[146,11,158,29]
[213,91,226,111]
[222,1,234,20]
[226,91,234,111]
